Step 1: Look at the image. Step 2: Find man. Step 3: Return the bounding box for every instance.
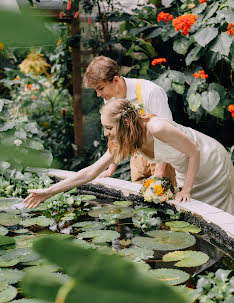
[83,56,175,184]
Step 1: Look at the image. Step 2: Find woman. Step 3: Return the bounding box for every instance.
[24,99,234,214]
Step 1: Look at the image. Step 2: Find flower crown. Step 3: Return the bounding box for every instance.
[119,102,137,116]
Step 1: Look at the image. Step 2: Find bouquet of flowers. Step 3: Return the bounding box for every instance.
[140,176,175,203]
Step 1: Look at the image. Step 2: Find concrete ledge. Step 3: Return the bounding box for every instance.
[48,168,234,258]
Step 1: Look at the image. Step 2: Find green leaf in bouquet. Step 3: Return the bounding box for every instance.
[133,231,196,251]
[0,285,17,303]
[118,247,154,262]
[163,250,209,267]
[188,93,201,112]
[20,216,54,227]
[72,221,106,231]
[171,82,185,95]
[0,235,15,247]
[88,205,134,219]
[210,32,232,56]
[0,226,8,236]
[21,237,191,303]
[201,89,220,112]
[113,201,133,207]
[0,268,25,284]
[77,230,120,244]
[194,27,218,47]
[147,268,190,286]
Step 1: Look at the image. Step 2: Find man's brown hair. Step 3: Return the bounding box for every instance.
[83,56,120,88]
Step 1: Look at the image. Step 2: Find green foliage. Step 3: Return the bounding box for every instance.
[148,268,190,286]
[21,237,191,303]
[163,250,209,267]
[192,269,234,302]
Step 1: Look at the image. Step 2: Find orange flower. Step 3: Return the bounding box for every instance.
[172,14,198,36]
[27,83,32,90]
[88,17,91,24]
[0,42,4,50]
[59,11,63,19]
[199,0,207,3]
[154,185,164,196]
[226,23,234,36]
[157,11,174,23]
[193,70,208,79]
[32,95,36,100]
[144,179,152,188]
[74,11,79,19]
[152,58,167,66]
[228,105,234,117]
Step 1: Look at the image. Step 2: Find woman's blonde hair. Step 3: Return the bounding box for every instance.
[100,99,151,163]
[83,56,120,88]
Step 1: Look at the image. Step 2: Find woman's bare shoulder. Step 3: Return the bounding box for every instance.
[148,117,170,136]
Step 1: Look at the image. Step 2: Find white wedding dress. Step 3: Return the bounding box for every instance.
[140,119,234,215]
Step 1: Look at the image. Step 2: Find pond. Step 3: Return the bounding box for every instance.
[0,186,233,302]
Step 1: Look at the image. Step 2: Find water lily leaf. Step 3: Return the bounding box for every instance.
[78,195,97,201]
[0,279,8,292]
[148,269,190,286]
[165,221,190,228]
[170,225,201,234]
[133,231,196,251]
[20,216,54,227]
[0,257,20,267]
[14,229,30,234]
[0,235,15,247]
[163,250,209,267]
[0,269,25,284]
[0,213,21,226]
[73,239,97,249]
[1,247,31,262]
[113,201,133,207]
[14,234,43,248]
[78,230,120,243]
[118,247,154,261]
[0,198,24,211]
[72,221,107,230]
[88,205,134,219]
[0,285,17,303]
[0,226,8,236]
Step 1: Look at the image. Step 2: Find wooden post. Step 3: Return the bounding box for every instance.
[71,14,83,155]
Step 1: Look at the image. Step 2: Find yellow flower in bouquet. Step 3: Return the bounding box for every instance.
[140,176,175,204]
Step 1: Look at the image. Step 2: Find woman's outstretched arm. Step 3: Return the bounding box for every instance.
[148,118,200,202]
[24,150,115,208]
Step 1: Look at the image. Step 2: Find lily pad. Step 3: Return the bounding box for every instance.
[20,216,54,227]
[88,205,134,219]
[72,221,106,230]
[0,279,8,292]
[148,269,190,286]
[0,213,21,226]
[77,230,120,243]
[133,231,196,251]
[0,235,15,247]
[1,247,31,262]
[165,221,190,228]
[0,198,24,211]
[0,226,8,236]
[0,269,25,284]
[78,195,97,201]
[0,285,17,303]
[118,247,154,261]
[170,225,201,234]
[73,238,97,249]
[14,235,42,248]
[14,229,30,234]
[113,201,133,207]
[163,250,209,267]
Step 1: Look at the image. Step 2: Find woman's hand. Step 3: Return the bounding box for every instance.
[175,190,190,203]
[23,189,52,208]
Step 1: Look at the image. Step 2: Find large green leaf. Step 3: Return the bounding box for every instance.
[133,231,196,251]
[0,285,17,303]
[0,226,8,236]
[77,230,120,243]
[203,2,219,22]
[173,37,192,55]
[21,237,190,303]
[205,51,222,69]
[148,268,190,286]
[188,93,201,112]
[171,82,185,95]
[192,3,206,15]
[0,213,21,226]
[20,216,54,227]
[163,250,209,267]
[0,9,56,47]
[216,8,234,23]
[208,103,224,119]
[118,247,154,261]
[194,27,218,47]
[88,205,134,219]
[0,161,10,174]
[185,45,203,66]
[72,221,106,230]
[0,269,25,284]
[200,90,220,112]
[210,32,232,56]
